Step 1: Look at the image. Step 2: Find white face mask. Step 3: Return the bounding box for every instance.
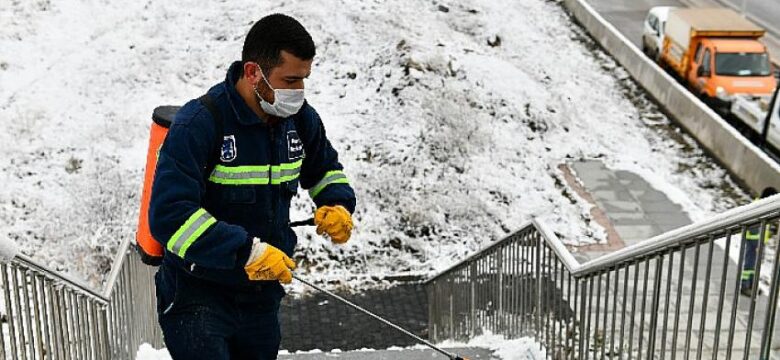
[254,71,305,118]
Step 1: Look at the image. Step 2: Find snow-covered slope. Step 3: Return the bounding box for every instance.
[0,0,749,289]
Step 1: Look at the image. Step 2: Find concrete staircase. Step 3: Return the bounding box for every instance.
[280,347,496,359]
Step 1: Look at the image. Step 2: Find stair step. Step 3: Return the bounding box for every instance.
[281,283,428,352]
[279,347,496,359]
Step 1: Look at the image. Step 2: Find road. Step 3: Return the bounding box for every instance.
[584,0,680,47]
[717,0,780,36]
[584,0,780,62]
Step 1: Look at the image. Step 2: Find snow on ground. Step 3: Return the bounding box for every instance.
[0,0,750,289]
[135,343,172,360]
[137,333,544,360]
[0,232,18,263]
[438,333,546,359]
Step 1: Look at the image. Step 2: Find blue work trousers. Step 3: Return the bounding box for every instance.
[741,239,759,289]
[154,265,282,360]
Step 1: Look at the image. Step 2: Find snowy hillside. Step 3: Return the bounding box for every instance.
[0,0,749,289]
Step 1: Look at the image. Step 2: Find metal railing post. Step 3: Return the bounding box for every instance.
[660,251,675,360]
[759,219,780,358]
[743,220,769,359]
[712,229,734,359]
[647,255,664,359]
[726,227,749,360]
[469,261,476,338]
[498,244,504,334]
[695,237,715,359]
[536,236,542,342]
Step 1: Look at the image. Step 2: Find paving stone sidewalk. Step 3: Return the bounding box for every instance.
[570,160,692,247]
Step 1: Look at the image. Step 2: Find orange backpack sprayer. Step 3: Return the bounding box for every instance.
[136,95,223,266]
[135,105,179,266]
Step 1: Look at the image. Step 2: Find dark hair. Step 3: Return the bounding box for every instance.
[242,14,316,75]
[761,187,778,199]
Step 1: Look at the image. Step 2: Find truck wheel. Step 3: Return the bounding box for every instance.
[700,94,729,117]
[699,93,713,107]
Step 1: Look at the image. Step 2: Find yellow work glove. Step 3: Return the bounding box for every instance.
[314,205,354,244]
[244,238,296,283]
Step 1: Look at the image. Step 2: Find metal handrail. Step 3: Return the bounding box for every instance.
[13,254,109,302]
[574,196,780,276]
[102,237,133,299]
[3,197,780,359]
[427,196,780,359]
[0,237,161,359]
[427,196,780,284]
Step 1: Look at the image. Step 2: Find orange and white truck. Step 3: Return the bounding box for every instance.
[659,8,776,113]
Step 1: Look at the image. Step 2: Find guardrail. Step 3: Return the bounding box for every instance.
[104,245,164,359]
[0,240,162,359]
[427,196,780,359]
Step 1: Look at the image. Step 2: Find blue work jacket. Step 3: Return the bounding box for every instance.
[149,61,356,296]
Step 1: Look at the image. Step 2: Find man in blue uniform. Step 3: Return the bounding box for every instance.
[149,14,356,359]
[740,187,777,297]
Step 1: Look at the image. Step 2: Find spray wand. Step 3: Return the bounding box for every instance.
[289,218,469,360]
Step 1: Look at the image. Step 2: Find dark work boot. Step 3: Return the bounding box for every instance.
[740,285,755,297]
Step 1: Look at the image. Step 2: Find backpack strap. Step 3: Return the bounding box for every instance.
[197,94,224,179]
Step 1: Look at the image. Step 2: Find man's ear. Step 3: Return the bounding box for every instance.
[243,62,261,83]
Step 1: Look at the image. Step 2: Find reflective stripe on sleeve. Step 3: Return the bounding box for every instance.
[742,270,755,280]
[309,170,349,198]
[167,208,217,258]
[745,226,772,242]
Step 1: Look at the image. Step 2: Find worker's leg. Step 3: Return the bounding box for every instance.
[741,238,758,290]
[155,266,236,360]
[159,305,234,359]
[229,294,283,360]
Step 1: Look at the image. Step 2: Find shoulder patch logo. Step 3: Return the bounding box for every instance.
[287,130,305,161]
[220,135,237,162]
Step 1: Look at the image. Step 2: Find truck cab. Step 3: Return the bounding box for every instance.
[688,38,776,112]
[659,8,777,115]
